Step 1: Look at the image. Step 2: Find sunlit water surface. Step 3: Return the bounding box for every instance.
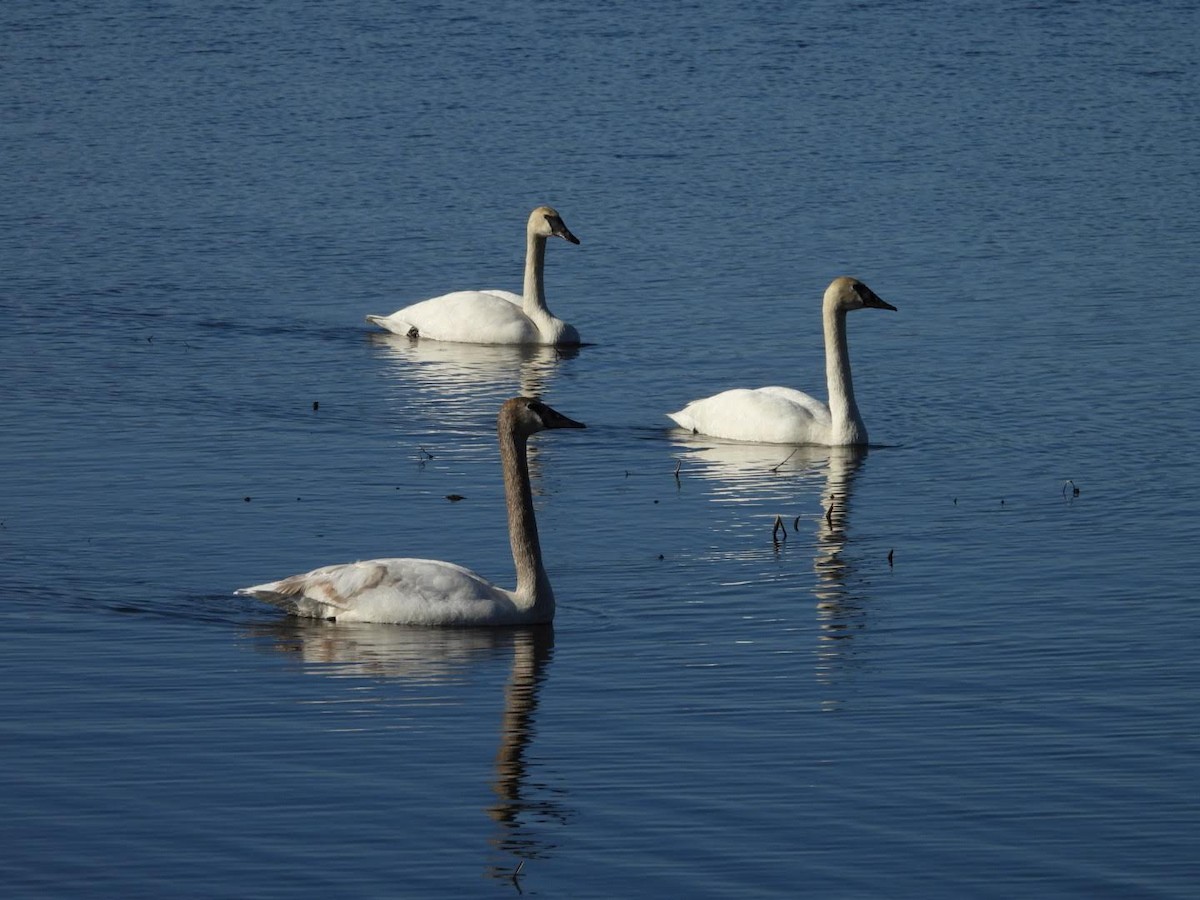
[2,1,1198,897]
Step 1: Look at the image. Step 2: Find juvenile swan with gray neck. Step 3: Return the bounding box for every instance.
[667,277,896,445]
[236,398,584,626]
[366,206,581,346]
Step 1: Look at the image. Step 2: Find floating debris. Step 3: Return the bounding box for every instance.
[445,494,465,502]
[769,448,798,473]
[772,515,787,542]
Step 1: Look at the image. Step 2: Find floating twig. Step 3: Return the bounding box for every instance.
[772,515,787,543]
[888,549,894,567]
[792,515,801,532]
[769,448,799,473]
[673,459,682,484]
[445,494,465,502]
[1062,479,1080,497]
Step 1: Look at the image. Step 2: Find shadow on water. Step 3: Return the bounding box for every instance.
[242,619,565,882]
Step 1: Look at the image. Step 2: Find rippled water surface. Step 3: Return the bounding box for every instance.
[3,1,1199,897]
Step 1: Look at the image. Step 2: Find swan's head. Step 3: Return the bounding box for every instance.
[825,276,897,313]
[528,206,581,245]
[501,396,586,438]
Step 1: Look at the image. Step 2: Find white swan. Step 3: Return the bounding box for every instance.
[366,206,581,346]
[236,397,585,626]
[667,277,896,445]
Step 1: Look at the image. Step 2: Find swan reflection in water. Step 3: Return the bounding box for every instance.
[368,333,578,419]
[245,619,563,878]
[670,438,871,695]
[809,446,870,700]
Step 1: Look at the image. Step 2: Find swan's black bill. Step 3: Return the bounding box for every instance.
[549,216,581,245]
[853,282,896,311]
[529,399,585,430]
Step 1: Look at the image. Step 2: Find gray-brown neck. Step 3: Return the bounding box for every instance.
[498,422,554,616]
[823,305,868,444]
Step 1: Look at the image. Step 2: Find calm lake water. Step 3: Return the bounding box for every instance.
[3,0,1199,897]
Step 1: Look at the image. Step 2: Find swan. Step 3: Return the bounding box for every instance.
[366,206,582,346]
[236,397,585,626]
[667,277,896,445]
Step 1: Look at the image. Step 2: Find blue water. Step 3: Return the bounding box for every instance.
[3,1,1199,897]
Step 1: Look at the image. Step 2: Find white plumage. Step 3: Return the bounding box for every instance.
[366,206,581,346]
[668,277,896,446]
[236,398,585,626]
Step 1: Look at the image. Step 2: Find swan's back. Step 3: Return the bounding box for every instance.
[668,387,833,444]
[236,558,535,626]
[367,291,542,344]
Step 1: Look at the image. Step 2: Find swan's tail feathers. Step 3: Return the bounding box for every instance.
[235,578,304,611]
[366,314,417,337]
[666,409,695,431]
[237,562,383,618]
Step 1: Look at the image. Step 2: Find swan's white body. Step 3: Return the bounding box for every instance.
[367,207,581,346]
[668,277,896,446]
[236,398,584,626]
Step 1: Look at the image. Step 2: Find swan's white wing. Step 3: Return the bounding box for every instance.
[667,387,833,445]
[478,290,523,305]
[237,558,525,626]
[755,386,831,425]
[366,291,539,344]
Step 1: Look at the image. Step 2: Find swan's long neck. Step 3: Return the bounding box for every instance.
[824,305,868,444]
[521,231,557,339]
[499,424,554,616]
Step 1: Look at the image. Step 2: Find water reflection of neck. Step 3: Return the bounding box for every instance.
[813,447,868,682]
[486,626,558,869]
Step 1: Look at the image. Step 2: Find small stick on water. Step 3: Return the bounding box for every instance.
[825,495,834,527]
[1062,479,1080,497]
[673,460,682,483]
[418,447,435,460]
[888,549,894,567]
[769,448,798,473]
[772,515,787,542]
[792,515,801,532]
